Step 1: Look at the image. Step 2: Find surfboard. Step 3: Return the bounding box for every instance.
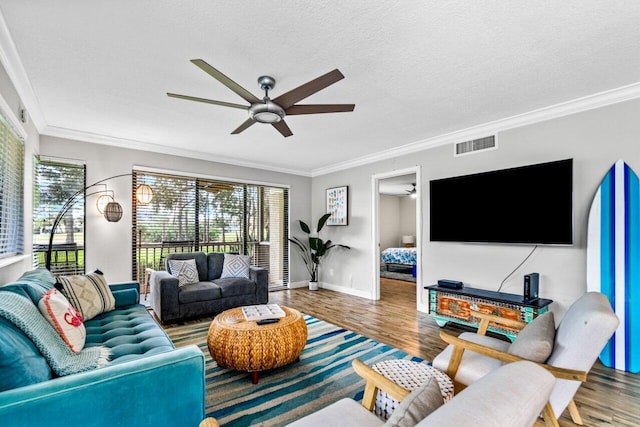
[587,159,639,373]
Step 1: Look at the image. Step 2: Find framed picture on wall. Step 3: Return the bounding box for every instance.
[326,185,348,226]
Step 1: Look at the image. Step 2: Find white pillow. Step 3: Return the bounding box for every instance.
[168,259,200,287]
[38,289,86,353]
[220,254,251,279]
[56,271,115,321]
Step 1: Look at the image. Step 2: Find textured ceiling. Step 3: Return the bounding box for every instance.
[1,1,639,175]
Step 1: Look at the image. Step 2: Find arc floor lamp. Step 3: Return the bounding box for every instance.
[45,173,153,270]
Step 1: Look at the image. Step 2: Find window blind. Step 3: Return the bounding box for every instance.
[0,114,24,258]
[33,157,86,275]
[132,170,289,288]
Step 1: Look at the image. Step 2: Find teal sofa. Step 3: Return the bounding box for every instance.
[0,269,205,427]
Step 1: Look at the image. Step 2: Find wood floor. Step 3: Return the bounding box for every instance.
[269,278,640,426]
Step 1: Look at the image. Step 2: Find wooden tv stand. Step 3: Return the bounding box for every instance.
[424,285,553,341]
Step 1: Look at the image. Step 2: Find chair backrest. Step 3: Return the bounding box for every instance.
[546,292,619,417]
[418,361,555,426]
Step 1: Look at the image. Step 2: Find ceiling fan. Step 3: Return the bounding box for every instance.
[406,183,417,197]
[167,59,355,137]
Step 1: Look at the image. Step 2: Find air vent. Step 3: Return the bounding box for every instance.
[454,135,496,156]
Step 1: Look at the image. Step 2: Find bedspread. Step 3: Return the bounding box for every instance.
[381,247,417,265]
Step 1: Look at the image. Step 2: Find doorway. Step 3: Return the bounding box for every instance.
[371,167,424,311]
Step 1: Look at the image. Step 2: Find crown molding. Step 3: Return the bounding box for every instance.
[311,82,640,177]
[41,125,312,177]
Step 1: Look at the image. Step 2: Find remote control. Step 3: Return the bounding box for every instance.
[256,318,280,325]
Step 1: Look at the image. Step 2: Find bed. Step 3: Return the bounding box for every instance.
[381,247,417,276]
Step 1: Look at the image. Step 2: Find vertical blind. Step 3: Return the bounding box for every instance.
[32,157,86,275]
[0,114,24,258]
[132,170,289,287]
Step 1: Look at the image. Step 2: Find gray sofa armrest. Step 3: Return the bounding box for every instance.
[250,266,269,304]
[151,271,181,323]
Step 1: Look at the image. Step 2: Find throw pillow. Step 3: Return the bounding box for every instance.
[383,376,444,427]
[56,271,115,321]
[220,254,250,279]
[508,311,556,363]
[168,259,200,287]
[38,289,86,353]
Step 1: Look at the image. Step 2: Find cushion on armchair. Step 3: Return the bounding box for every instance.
[507,311,555,362]
[384,376,444,427]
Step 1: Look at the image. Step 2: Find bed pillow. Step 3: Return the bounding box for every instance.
[56,271,115,321]
[168,259,200,287]
[38,289,86,353]
[220,254,250,279]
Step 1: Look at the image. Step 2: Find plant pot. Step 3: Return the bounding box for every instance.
[309,281,318,291]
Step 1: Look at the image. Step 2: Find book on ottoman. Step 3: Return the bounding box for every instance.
[242,304,286,321]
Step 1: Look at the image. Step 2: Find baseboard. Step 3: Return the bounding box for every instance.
[287,280,373,299]
[320,282,373,299]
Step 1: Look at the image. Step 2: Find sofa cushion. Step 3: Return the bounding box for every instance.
[384,376,444,427]
[0,317,52,392]
[221,254,251,279]
[56,271,115,321]
[508,311,555,362]
[213,277,256,297]
[178,282,222,304]
[84,304,174,364]
[38,289,86,353]
[168,258,200,287]
[206,253,225,280]
[166,252,207,281]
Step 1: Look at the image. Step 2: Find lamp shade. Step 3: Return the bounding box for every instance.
[96,194,114,214]
[402,235,415,245]
[135,184,153,205]
[104,201,123,222]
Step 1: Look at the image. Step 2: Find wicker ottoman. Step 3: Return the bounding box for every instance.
[372,359,454,420]
[207,306,308,383]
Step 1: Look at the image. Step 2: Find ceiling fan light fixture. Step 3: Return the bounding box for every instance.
[249,100,285,123]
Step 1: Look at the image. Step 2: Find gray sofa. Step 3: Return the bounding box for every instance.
[150,252,268,323]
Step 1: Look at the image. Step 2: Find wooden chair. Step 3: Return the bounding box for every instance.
[433,292,619,426]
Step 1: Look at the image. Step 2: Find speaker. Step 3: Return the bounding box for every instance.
[437,279,464,289]
[524,273,539,302]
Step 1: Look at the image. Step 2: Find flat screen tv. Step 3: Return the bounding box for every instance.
[429,158,573,245]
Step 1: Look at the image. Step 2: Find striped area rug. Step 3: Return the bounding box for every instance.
[165,314,423,426]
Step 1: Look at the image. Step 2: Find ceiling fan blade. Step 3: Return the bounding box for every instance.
[272,69,345,109]
[167,93,248,110]
[231,118,256,134]
[191,59,261,104]
[272,120,293,137]
[286,104,355,115]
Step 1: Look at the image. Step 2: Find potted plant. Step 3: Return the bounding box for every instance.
[289,213,350,290]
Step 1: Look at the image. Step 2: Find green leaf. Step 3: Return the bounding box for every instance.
[299,220,310,234]
[309,237,321,251]
[317,213,332,232]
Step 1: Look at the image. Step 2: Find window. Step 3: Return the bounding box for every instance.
[33,157,86,275]
[0,114,24,259]
[132,171,289,288]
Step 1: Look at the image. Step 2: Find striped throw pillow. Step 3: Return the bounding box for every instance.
[56,271,115,321]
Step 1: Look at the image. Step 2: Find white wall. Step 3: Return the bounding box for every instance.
[379,195,400,250]
[38,136,312,284]
[311,98,640,320]
[399,196,416,238]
